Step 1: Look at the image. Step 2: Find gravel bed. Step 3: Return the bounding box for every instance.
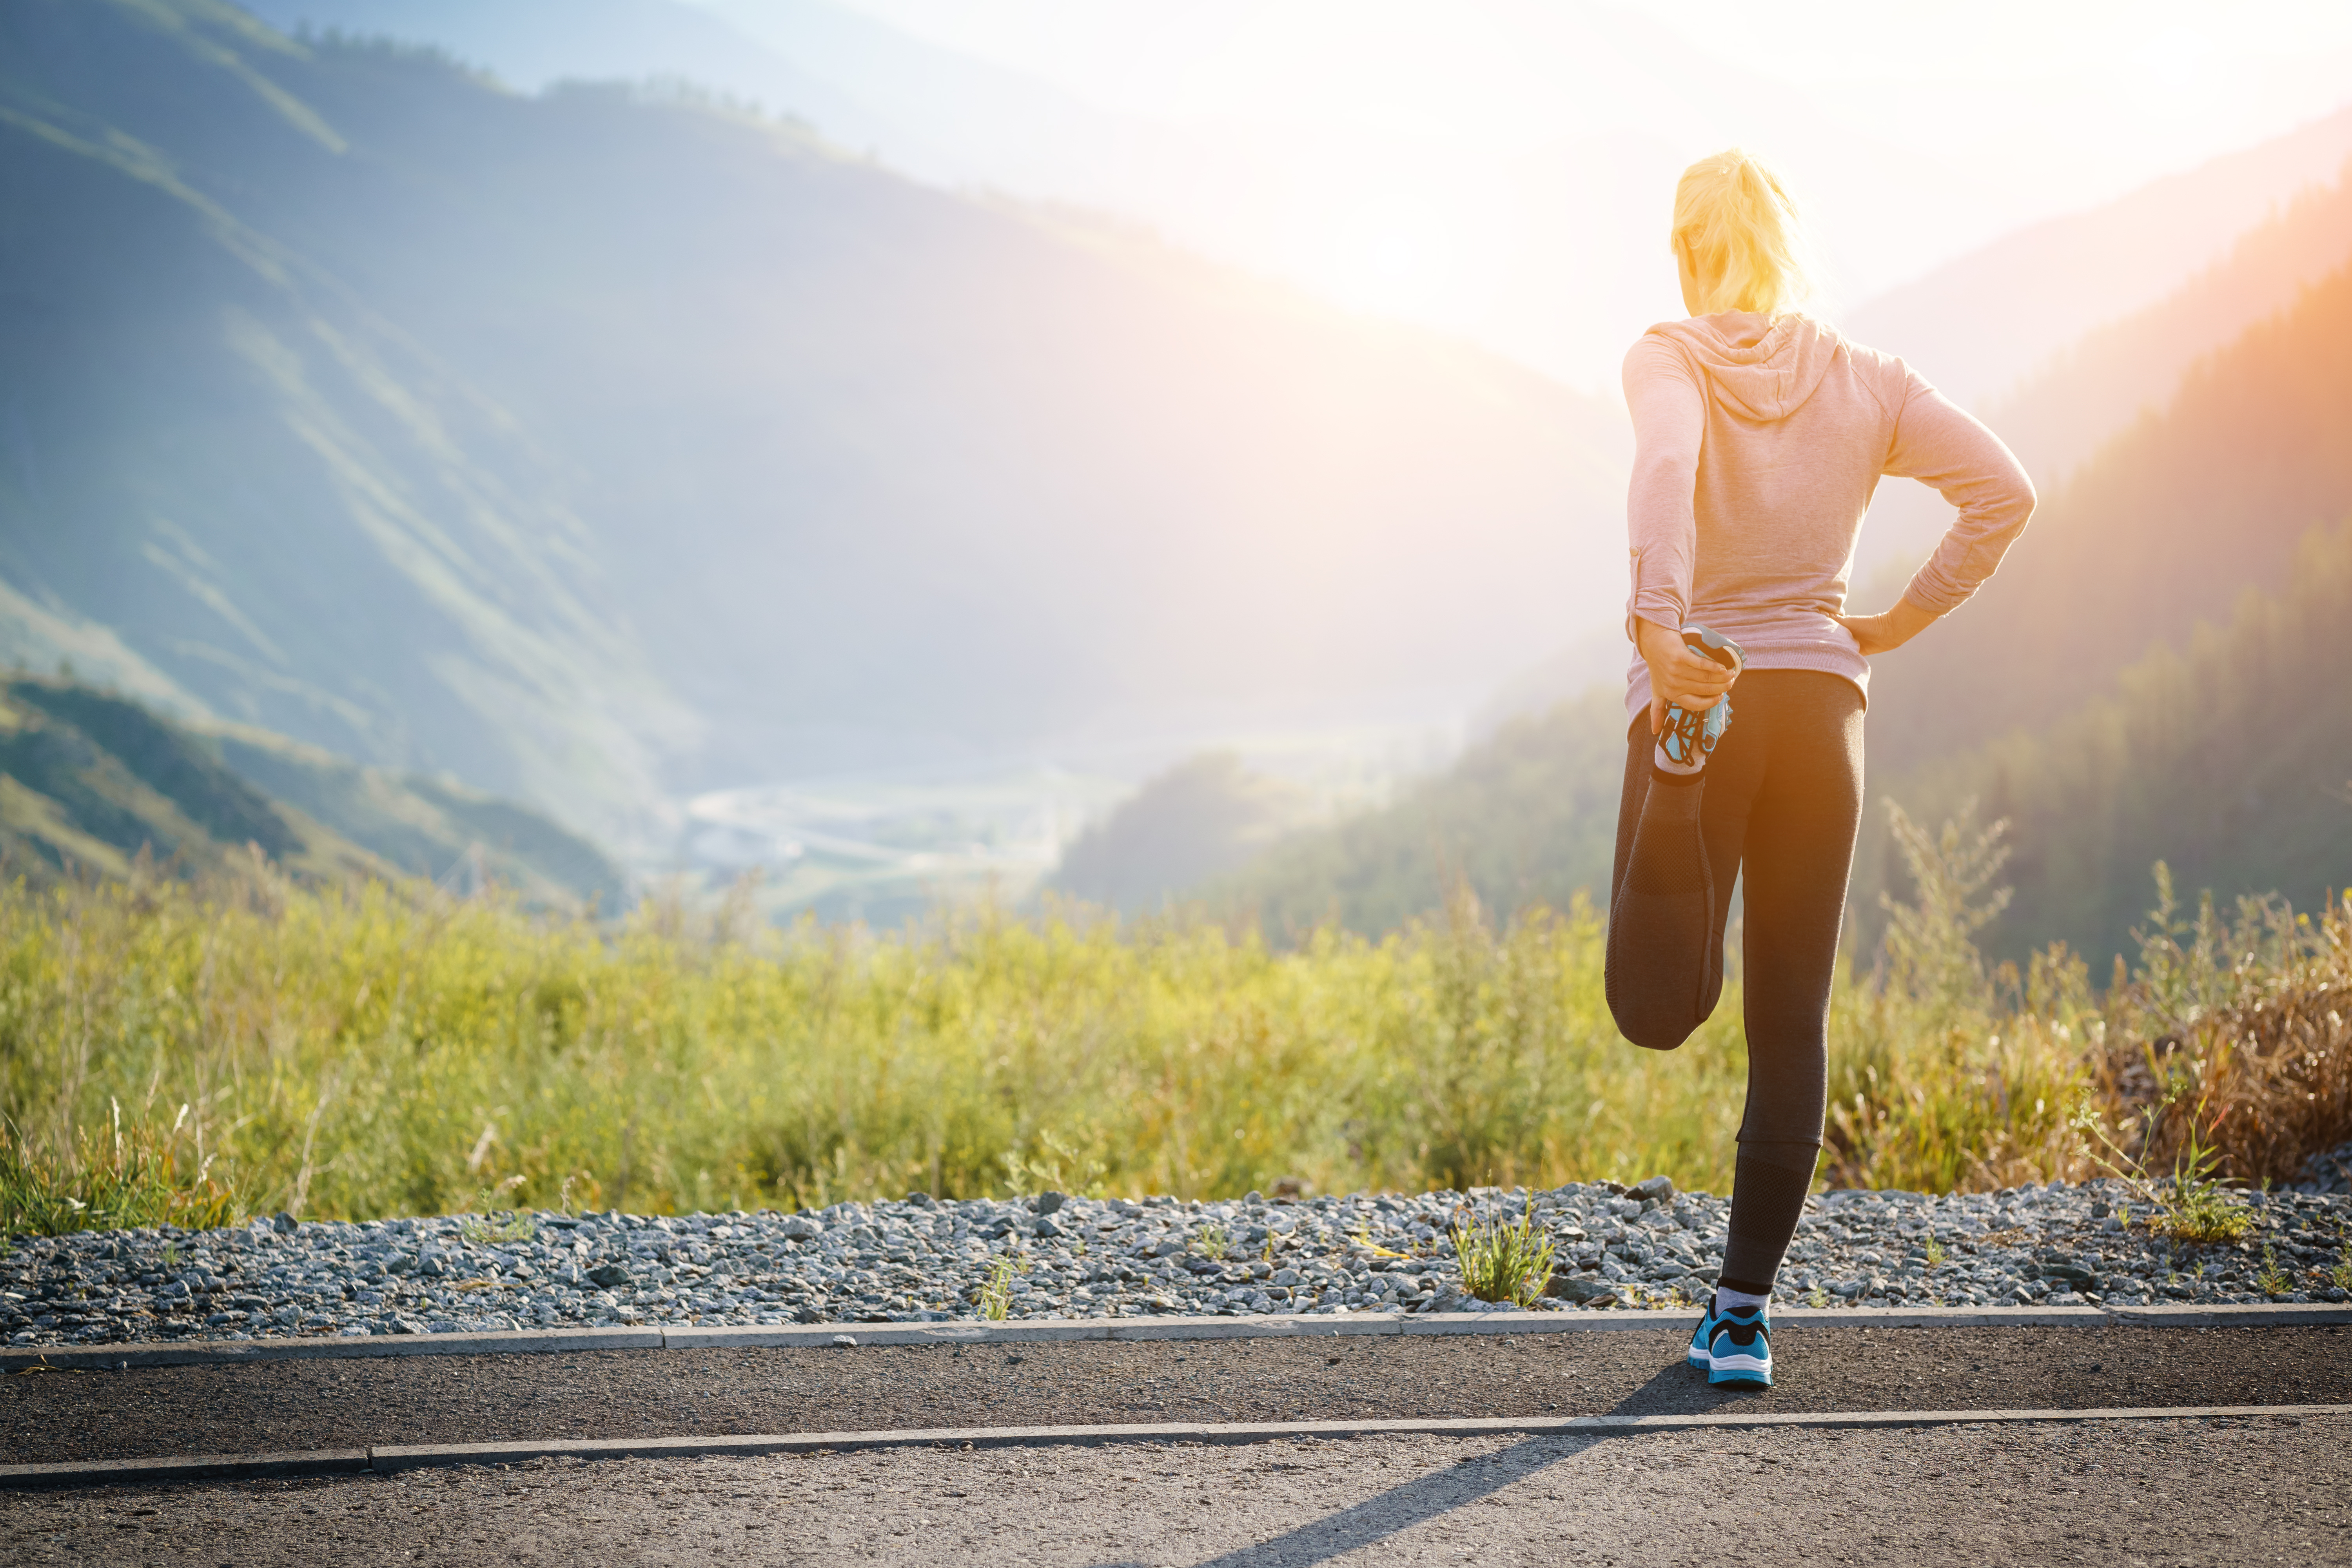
[3,1176,2347,1349]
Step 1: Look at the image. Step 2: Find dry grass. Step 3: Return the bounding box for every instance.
[2094,903,2352,1187]
[1826,813,2352,1196]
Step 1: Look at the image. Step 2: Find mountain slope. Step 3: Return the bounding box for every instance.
[240,0,1187,210]
[1204,687,1628,940]
[1851,157,2352,579]
[1842,102,2352,415]
[0,0,690,853]
[1,0,1628,841]
[1864,259,2352,775]
[211,726,626,902]
[1984,162,2352,492]
[1044,752,1314,918]
[0,679,622,901]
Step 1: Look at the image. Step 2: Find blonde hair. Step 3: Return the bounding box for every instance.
[1672,149,1814,318]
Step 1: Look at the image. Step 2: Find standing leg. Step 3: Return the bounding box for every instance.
[1716,673,1865,1298]
[1605,713,1763,1050]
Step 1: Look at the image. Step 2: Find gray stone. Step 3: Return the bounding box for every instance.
[2,1177,2346,1351]
[1546,1276,1618,1305]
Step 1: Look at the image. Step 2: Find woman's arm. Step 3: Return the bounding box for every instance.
[1622,338,1719,732]
[1622,336,1707,643]
[1830,595,1939,656]
[1855,369,2036,655]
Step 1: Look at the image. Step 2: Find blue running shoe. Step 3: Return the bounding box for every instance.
[1706,1305,1772,1387]
[1686,1304,1719,1369]
[1656,625,1745,772]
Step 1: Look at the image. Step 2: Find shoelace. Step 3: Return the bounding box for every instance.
[1658,696,1728,765]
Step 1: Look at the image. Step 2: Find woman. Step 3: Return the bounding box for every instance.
[1607,150,2034,1387]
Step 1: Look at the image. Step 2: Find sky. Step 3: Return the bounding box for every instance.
[823,0,2352,181]
[789,0,2352,389]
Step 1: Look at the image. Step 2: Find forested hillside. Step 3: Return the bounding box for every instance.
[0,0,1624,855]
[1865,260,2352,774]
[1205,690,1627,939]
[1985,162,2352,492]
[1851,159,2352,578]
[1045,753,1314,918]
[1866,517,2352,967]
[0,679,621,902]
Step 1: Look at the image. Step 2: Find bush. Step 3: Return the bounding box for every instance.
[1823,803,2352,1194]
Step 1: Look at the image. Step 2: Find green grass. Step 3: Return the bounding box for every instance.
[0,1106,243,1236]
[0,872,1759,1223]
[976,1255,1019,1321]
[0,808,2344,1232]
[1449,1200,1556,1307]
[2258,1243,2289,1296]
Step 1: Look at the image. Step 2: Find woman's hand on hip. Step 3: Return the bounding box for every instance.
[1832,596,1940,657]
[1636,617,1737,735]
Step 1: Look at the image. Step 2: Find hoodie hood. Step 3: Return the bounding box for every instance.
[1647,311,1840,423]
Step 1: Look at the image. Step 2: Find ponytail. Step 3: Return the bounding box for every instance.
[1671,149,1815,318]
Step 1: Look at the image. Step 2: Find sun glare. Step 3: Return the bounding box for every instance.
[1321,195,1473,319]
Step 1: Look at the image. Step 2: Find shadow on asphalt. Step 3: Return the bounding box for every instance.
[1089,1433,1600,1568]
[1082,1351,1753,1567]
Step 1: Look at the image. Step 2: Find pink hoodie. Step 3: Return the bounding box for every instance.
[1621,311,2034,724]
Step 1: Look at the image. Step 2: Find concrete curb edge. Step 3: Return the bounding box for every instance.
[4,1302,2344,1370]
[7,1405,2347,1489]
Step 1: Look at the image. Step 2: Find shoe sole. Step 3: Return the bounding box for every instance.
[1708,1352,1772,1387]
[1681,625,1745,674]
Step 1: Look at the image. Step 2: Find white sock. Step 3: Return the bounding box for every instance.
[1713,1285,1769,1315]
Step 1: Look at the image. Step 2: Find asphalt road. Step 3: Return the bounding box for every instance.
[4,1414,2344,1565]
[2,1325,2344,1465]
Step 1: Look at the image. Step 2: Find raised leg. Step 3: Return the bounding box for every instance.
[1604,715,1761,1051]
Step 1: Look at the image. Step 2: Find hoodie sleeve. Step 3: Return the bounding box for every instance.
[1884,367,2036,615]
[1622,333,1706,639]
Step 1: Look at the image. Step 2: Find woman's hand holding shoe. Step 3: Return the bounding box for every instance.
[1637,617,1738,736]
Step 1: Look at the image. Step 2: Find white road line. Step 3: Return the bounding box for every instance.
[6,1405,2347,1488]
[4,1301,2342,1372]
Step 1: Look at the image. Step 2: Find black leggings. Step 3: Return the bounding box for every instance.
[1604,670,1864,1295]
